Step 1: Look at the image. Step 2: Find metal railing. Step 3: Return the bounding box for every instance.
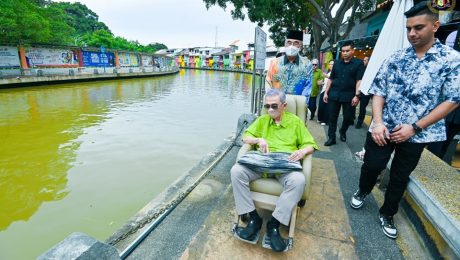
[251,71,266,116]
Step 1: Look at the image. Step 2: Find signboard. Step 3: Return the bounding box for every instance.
[81,51,115,67]
[0,46,20,68]
[118,52,140,67]
[254,27,267,70]
[303,33,312,46]
[25,47,78,67]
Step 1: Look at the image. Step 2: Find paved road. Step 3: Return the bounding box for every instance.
[126,118,431,259]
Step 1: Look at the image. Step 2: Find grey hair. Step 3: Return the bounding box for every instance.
[312,58,319,64]
[265,88,286,103]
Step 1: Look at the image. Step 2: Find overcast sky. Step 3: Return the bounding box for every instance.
[61,0,273,49]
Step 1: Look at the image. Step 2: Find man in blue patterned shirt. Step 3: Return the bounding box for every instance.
[350,1,460,239]
[267,30,313,102]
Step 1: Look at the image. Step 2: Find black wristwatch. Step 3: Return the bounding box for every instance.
[411,123,423,134]
[355,94,360,98]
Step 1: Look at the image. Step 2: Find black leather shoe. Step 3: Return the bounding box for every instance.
[340,133,347,142]
[237,215,262,241]
[324,138,336,146]
[266,226,287,252]
[355,122,362,129]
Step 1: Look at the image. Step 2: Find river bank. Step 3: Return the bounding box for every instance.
[0,67,179,88]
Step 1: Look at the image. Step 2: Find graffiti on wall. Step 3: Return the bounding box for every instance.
[82,51,115,67]
[0,46,21,68]
[25,47,78,67]
[141,55,153,66]
[118,53,140,67]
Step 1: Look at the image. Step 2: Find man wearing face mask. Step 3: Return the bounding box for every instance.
[267,30,313,103]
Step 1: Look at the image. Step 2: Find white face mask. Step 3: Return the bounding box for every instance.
[285,45,299,57]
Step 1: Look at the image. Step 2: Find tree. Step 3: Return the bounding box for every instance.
[34,0,51,7]
[0,0,167,53]
[81,29,114,48]
[202,0,375,56]
[79,30,165,53]
[146,42,168,51]
[0,0,73,45]
[42,4,75,45]
[50,2,110,37]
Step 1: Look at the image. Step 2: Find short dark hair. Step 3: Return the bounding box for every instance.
[341,40,354,49]
[404,1,439,21]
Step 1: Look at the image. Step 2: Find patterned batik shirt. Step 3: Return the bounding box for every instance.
[369,39,460,143]
[267,55,313,98]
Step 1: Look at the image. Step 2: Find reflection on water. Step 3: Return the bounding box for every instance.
[0,70,251,259]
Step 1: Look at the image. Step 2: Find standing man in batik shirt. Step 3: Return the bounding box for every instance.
[350,1,459,239]
[266,30,313,102]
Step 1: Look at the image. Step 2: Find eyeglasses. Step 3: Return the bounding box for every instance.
[264,103,280,110]
[286,40,301,47]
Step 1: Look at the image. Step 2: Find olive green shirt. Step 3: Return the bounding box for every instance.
[311,68,324,97]
[243,112,318,152]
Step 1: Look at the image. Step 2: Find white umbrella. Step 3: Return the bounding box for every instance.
[360,0,414,94]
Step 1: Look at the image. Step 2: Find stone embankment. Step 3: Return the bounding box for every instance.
[0,66,179,88]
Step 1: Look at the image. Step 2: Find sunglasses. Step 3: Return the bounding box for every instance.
[312,64,318,66]
[264,103,280,110]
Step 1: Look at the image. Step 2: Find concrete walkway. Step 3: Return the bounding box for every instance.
[125,118,432,259]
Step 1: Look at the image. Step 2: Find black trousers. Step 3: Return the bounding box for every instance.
[317,92,328,123]
[359,133,426,216]
[327,99,353,139]
[427,123,460,162]
[357,93,372,124]
[308,96,318,119]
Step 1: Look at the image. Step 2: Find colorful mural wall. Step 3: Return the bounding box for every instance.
[82,51,115,67]
[118,53,140,67]
[25,47,78,68]
[141,55,154,66]
[0,46,20,68]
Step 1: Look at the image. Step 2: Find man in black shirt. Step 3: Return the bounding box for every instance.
[323,41,365,146]
[356,56,372,129]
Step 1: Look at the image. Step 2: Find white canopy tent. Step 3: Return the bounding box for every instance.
[360,0,414,94]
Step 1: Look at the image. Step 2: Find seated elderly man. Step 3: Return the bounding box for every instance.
[231,88,318,252]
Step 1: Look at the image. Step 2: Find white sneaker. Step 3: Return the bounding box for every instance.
[350,189,369,209]
[379,213,398,239]
[355,148,366,160]
[320,122,326,126]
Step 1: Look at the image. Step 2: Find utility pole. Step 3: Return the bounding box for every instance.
[215,26,218,47]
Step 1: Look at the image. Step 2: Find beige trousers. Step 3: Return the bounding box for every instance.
[230,163,305,226]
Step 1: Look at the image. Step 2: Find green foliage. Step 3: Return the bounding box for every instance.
[146,43,168,51]
[0,0,73,45]
[203,0,376,55]
[204,0,310,46]
[80,30,166,53]
[34,0,51,7]
[50,2,110,37]
[0,0,167,54]
[42,4,75,44]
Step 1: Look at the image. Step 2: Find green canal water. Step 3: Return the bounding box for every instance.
[0,69,253,259]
